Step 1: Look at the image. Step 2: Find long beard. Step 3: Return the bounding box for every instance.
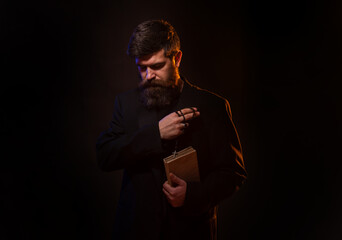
[138,75,182,110]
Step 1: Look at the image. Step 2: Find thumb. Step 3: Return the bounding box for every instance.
[170,173,185,186]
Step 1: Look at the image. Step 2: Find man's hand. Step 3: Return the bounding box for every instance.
[162,173,187,207]
[159,107,200,140]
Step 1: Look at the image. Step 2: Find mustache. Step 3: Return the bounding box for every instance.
[139,79,173,89]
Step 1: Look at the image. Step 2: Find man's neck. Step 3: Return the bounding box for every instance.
[175,77,184,92]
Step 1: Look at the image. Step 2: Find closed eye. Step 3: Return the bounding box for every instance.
[137,62,166,72]
[150,62,165,70]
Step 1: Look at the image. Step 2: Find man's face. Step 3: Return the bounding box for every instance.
[136,49,182,109]
[136,48,181,85]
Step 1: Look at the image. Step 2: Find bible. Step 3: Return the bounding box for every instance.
[163,146,200,187]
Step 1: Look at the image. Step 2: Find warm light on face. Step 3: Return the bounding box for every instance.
[135,49,183,109]
[135,49,175,83]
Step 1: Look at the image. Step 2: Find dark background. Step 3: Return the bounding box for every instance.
[1,0,341,239]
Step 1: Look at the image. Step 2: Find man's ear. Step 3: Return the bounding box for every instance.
[174,50,182,68]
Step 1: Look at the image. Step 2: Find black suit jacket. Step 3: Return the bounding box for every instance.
[96,79,247,240]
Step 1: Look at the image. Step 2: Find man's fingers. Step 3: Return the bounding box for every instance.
[163,178,186,208]
[170,173,186,186]
[175,107,200,122]
[160,107,199,140]
[162,188,172,199]
[177,122,188,130]
[163,181,174,195]
[180,107,198,116]
[180,107,198,114]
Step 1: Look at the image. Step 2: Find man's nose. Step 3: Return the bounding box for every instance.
[146,67,156,81]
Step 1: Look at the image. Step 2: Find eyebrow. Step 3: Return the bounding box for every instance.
[136,61,166,67]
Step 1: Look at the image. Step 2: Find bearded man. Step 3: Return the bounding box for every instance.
[96,19,247,240]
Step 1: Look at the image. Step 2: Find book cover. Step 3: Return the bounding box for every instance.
[163,146,200,186]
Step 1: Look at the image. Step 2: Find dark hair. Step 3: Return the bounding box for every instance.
[127,20,180,58]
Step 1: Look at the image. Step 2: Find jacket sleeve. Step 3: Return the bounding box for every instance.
[96,95,163,172]
[182,99,247,216]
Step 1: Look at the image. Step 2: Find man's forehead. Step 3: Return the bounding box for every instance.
[135,49,167,65]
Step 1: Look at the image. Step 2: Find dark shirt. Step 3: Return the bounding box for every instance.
[96,78,247,240]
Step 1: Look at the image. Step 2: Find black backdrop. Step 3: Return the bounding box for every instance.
[1,0,341,239]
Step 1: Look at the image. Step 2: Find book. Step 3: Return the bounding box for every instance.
[163,146,200,187]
